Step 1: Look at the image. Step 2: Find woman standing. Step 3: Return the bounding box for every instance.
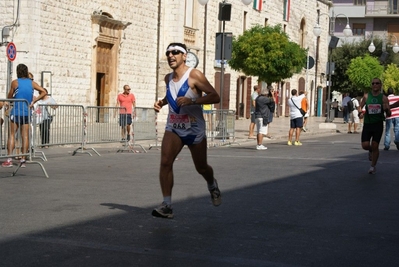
[2,64,46,168]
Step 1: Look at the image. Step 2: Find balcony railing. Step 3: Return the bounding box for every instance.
[366,1,398,15]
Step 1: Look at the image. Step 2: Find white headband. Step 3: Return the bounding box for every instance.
[166,45,187,54]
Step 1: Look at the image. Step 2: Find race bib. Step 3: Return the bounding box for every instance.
[168,114,191,129]
[368,104,381,114]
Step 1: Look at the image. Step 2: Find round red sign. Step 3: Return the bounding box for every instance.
[6,42,17,62]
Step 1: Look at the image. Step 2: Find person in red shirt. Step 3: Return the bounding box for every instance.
[116,85,136,141]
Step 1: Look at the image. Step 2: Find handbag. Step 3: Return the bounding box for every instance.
[291,98,306,116]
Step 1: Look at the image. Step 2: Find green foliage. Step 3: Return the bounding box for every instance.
[346,54,383,92]
[331,37,399,95]
[228,24,307,84]
[330,39,371,93]
[382,63,399,93]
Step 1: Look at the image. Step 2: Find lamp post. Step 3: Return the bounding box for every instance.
[313,11,352,122]
[198,0,252,111]
[198,0,252,139]
[368,33,399,54]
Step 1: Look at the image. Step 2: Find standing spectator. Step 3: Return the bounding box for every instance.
[116,85,136,141]
[35,88,57,148]
[265,85,275,139]
[332,98,339,118]
[300,90,309,132]
[254,86,274,150]
[2,64,46,168]
[383,88,399,150]
[248,85,260,139]
[287,89,306,146]
[342,93,351,123]
[358,78,391,174]
[152,42,221,219]
[347,93,360,134]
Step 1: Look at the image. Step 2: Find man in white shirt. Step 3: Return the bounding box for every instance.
[287,89,306,146]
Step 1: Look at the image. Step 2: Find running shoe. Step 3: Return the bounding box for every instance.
[2,158,13,168]
[294,141,302,146]
[256,145,267,150]
[368,166,376,174]
[287,141,292,146]
[152,202,174,219]
[210,179,222,206]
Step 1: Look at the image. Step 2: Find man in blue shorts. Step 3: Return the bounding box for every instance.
[152,42,221,219]
[287,89,306,146]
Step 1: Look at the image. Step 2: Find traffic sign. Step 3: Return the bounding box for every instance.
[6,42,17,62]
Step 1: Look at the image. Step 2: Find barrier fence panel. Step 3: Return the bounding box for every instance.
[118,107,157,153]
[32,104,98,156]
[206,109,237,147]
[0,98,48,178]
[85,106,125,146]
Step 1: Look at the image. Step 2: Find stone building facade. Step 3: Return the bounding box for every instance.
[0,0,331,120]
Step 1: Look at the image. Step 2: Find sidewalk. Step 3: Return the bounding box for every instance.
[142,115,351,149]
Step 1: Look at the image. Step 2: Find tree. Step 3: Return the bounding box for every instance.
[346,54,384,92]
[331,38,399,94]
[228,24,307,84]
[382,63,399,93]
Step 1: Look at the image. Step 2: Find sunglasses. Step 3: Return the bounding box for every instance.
[165,50,183,56]
[372,82,381,85]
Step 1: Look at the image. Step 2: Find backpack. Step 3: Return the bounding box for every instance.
[347,98,355,112]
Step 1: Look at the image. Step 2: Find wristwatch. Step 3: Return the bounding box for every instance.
[191,98,197,105]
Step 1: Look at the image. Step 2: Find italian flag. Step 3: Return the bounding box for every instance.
[283,0,291,21]
[253,0,262,11]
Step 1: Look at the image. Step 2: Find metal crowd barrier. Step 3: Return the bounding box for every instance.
[0,99,48,178]
[205,109,237,147]
[118,107,157,153]
[85,106,125,145]
[31,104,100,157]
[32,105,158,155]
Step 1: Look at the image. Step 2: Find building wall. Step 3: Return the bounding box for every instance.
[0,0,330,118]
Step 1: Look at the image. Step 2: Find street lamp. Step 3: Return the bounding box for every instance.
[198,0,252,139]
[368,34,399,54]
[313,12,352,122]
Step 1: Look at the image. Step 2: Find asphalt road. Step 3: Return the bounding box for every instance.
[0,132,398,267]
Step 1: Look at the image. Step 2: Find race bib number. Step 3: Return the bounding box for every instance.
[368,104,381,114]
[168,114,191,129]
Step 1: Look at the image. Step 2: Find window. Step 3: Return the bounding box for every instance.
[185,0,194,27]
[354,0,366,5]
[352,23,366,36]
[243,11,247,32]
